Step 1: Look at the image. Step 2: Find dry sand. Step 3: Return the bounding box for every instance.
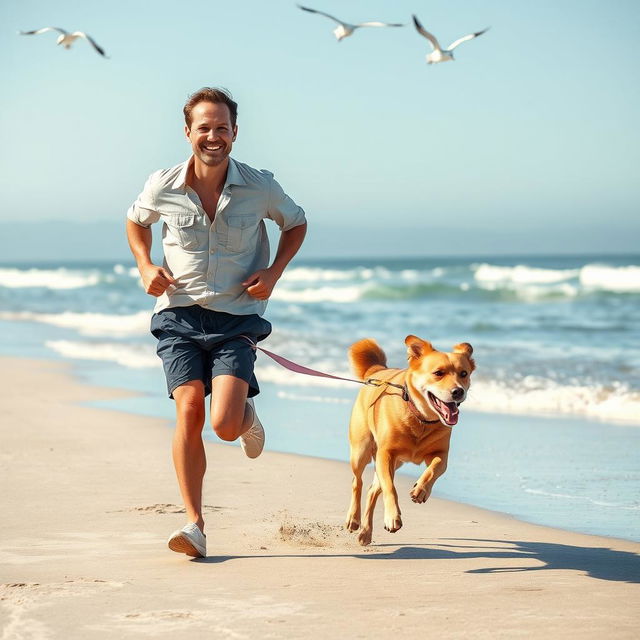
[1,357,638,639]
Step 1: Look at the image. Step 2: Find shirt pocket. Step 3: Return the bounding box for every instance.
[225,214,256,253]
[166,213,200,251]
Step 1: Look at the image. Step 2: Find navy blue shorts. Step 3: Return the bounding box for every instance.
[150,305,272,399]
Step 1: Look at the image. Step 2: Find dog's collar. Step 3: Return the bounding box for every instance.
[403,385,442,425]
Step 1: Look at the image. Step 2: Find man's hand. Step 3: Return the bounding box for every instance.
[242,267,281,300]
[139,264,177,297]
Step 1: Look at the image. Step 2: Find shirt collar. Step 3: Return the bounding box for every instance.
[172,156,246,190]
[225,157,247,187]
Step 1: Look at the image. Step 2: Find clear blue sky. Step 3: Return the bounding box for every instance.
[1,0,639,258]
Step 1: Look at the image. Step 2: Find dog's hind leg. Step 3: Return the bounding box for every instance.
[358,455,404,545]
[357,472,382,546]
[345,435,374,533]
[377,450,403,534]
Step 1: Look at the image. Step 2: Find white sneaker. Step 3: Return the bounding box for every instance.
[167,522,206,558]
[240,398,265,459]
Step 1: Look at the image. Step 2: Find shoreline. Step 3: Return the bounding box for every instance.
[7,352,640,543]
[1,356,639,638]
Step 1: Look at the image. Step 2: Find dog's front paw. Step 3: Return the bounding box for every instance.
[410,482,432,504]
[345,517,360,532]
[383,513,402,533]
[358,528,372,546]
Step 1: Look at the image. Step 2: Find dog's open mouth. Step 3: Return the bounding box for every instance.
[427,392,460,426]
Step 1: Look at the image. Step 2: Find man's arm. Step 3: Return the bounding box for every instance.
[126,219,176,297]
[242,222,307,300]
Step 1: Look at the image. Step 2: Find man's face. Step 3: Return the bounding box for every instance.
[185,101,237,168]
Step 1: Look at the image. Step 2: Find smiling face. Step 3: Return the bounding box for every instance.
[405,336,475,426]
[185,101,237,168]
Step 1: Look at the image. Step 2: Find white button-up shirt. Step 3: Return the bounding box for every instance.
[127,157,307,315]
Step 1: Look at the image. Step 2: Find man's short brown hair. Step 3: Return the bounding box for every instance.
[183,87,238,129]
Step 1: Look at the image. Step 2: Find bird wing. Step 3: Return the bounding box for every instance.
[357,22,404,28]
[411,15,440,51]
[297,5,344,25]
[19,27,67,36]
[71,31,108,57]
[447,27,490,51]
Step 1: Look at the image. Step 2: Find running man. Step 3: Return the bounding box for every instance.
[126,87,307,558]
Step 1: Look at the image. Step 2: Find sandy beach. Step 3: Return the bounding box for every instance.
[1,356,638,639]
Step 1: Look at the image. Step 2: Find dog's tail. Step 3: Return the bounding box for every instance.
[349,339,387,381]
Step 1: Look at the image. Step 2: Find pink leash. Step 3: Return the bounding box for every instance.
[239,336,403,391]
[245,339,362,384]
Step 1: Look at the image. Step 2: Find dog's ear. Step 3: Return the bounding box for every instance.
[453,343,473,357]
[453,343,475,371]
[405,335,434,361]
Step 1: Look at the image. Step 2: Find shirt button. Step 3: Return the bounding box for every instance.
[210,249,214,254]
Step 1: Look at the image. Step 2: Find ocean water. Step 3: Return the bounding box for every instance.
[0,254,638,541]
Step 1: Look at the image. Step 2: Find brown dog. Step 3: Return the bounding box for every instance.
[345,335,475,546]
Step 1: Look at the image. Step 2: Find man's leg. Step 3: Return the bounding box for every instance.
[209,375,254,441]
[172,380,206,532]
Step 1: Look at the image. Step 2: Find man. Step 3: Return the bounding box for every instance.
[126,87,307,558]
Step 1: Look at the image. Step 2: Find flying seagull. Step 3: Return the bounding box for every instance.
[19,27,108,58]
[412,15,488,64]
[297,5,403,42]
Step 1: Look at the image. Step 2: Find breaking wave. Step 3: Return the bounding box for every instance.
[0,311,151,336]
[45,340,159,369]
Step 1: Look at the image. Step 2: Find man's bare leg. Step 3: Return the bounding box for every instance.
[210,375,254,441]
[172,381,206,532]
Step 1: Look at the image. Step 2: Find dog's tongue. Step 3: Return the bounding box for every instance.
[441,402,459,426]
[432,395,459,426]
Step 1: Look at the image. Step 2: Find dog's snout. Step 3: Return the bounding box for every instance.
[451,387,465,401]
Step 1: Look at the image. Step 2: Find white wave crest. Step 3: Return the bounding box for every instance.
[579,264,640,293]
[0,311,151,336]
[466,378,640,425]
[113,264,141,278]
[281,266,392,283]
[0,267,101,290]
[271,285,365,303]
[281,267,358,282]
[474,264,580,284]
[474,262,640,295]
[45,340,159,369]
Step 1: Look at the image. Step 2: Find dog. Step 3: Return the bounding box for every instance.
[345,335,475,546]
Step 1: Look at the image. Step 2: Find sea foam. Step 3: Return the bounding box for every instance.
[466,378,640,425]
[272,285,365,303]
[580,264,640,292]
[0,311,151,337]
[45,340,159,369]
[473,263,579,284]
[0,267,101,290]
[474,262,640,294]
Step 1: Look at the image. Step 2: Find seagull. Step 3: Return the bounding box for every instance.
[19,27,108,58]
[412,15,488,64]
[297,5,403,41]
